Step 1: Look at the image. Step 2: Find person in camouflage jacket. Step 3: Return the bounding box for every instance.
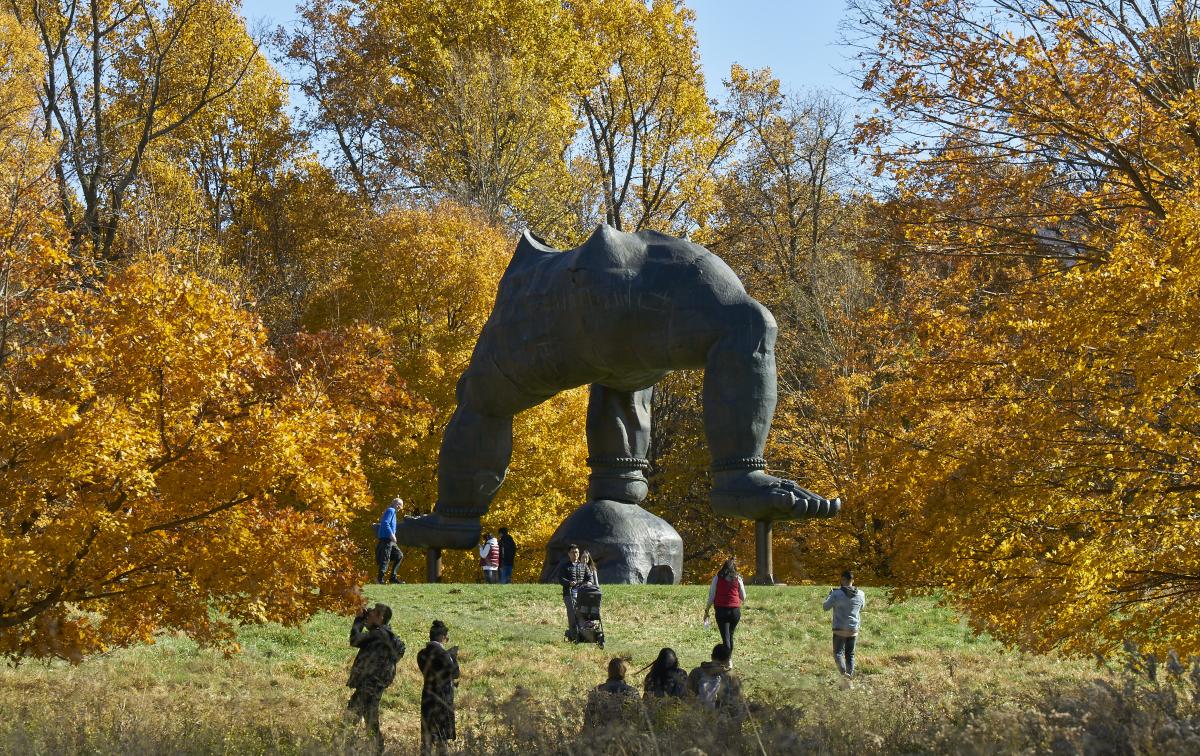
[346,602,405,754]
[417,620,460,754]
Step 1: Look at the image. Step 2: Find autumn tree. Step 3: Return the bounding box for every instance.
[7,0,259,261]
[282,0,587,230]
[0,231,388,659]
[681,65,902,583]
[569,0,736,234]
[853,0,1200,655]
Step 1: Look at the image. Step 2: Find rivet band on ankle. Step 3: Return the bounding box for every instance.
[711,456,768,472]
[432,507,485,517]
[587,456,651,471]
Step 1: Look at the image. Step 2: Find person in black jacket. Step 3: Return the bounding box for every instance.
[555,544,589,640]
[498,527,517,583]
[584,657,640,732]
[346,603,405,755]
[417,619,460,755]
[643,647,688,700]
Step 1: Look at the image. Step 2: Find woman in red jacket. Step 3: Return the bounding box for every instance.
[703,558,746,654]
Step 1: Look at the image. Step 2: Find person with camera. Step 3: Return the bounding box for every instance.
[417,619,460,755]
[822,569,866,688]
[346,603,405,754]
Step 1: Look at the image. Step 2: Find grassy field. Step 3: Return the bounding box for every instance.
[1,583,1196,754]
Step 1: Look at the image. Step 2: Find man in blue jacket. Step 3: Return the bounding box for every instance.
[822,569,866,688]
[375,498,404,584]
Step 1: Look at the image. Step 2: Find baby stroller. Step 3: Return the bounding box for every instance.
[573,585,605,648]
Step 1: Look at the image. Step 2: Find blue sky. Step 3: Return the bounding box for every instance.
[238,0,857,97]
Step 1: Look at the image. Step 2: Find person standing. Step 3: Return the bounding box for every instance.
[346,603,405,755]
[417,620,460,755]
[703,558,746,655]
[580,549,600,588]
[822,569,866,688]
[375,498,404,584]
[479,532,500,584]
[498,527,517,583]
[555,544,588,640]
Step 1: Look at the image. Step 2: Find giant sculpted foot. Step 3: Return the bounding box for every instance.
[394,514,482,549]
[710,465,840,521]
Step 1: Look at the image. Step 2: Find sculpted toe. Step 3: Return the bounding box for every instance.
[710,471,841,521]
[394,514,481,549]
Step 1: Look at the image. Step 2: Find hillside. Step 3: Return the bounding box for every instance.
[1,584,1192,754]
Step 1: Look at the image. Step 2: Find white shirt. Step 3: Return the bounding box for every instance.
[708,574,747,604]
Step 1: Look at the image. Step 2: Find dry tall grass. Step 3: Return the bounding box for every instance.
[2,586,1197,754]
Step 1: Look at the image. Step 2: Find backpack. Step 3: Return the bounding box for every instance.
[377,633,406,688]
[696,673,724,709]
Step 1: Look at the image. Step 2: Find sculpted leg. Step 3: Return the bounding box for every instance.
[704,301,840,520]
[396,364,537,549]
[586,384,653,503]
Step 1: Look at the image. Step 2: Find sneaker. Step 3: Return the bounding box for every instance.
[841,673,853,690]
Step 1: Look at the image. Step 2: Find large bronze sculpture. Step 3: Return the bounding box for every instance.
[395,226,839,581]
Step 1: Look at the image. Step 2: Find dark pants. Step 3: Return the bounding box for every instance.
[482,568,499,583]
[347,688,383,754]
[715,606,741,652]
[563,591,578,639]
[833,634,857,676]
[500,565,513,583]
[376,540,403,583]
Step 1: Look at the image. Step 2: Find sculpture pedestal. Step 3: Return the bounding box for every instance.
[426,548,442,583]
[540,499,683,584]
[750,520,776,585]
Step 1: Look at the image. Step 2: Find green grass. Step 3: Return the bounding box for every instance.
[1,584,1193,754]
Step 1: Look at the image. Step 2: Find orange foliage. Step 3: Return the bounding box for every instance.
[0,222,381,660]
[853,0,1200,655]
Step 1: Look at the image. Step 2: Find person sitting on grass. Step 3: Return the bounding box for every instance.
[687,643,746,727]
[346,602,405,755]
[643,647,688,700]
[417,620,460,755]
[584,657,641,731]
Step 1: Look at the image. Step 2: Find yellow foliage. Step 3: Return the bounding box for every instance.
[571,0,723,234]
[854,0,1200,655]
[0,221,380,660]
[306,203,588,582]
